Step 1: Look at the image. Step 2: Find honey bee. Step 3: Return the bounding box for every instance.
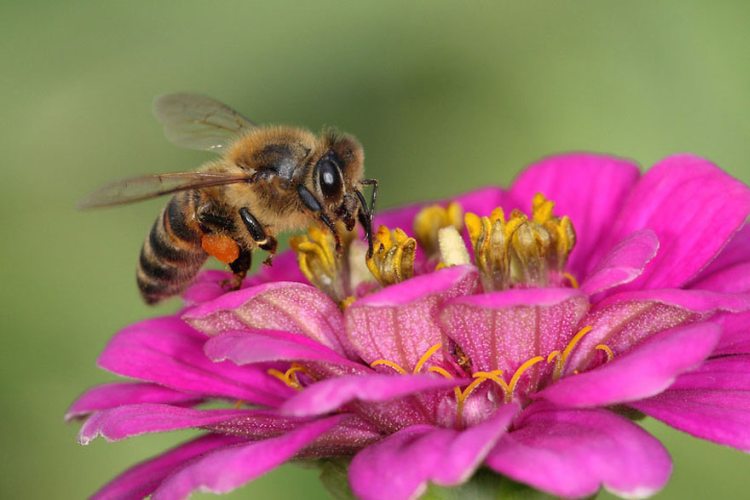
[80,93,376,304]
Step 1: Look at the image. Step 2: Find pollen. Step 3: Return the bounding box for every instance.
[201,234,240,264]
[365,226,417,286]
[413,202,463,257]
[465,194,576,291]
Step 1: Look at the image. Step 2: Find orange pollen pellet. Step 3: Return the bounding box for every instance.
[201,234,240,264]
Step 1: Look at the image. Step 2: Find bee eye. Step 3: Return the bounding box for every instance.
[316,155,344,201]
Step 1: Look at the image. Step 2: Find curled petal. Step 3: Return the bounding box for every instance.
[92,434,243,500]
[713,311,750,356]
[184,282,352,356]
[536,322,721,408]
[151,416,344,499]
[66,382,200,421]
[79,404,248,444]
[509,153,641,277]
[602,154,750,290]
[204,330,365,371]
[345,265,478,370]
[349,404,518,500]
[486,405,671,498]
[581,229,659,297]
[570,288,750,369]
[691,224,750,282]
[98,317,286,406]
[281,374,466,417]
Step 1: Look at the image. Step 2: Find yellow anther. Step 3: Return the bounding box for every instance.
[563,272,580,289]
[465,194,577,291]
[552,325,593,380]
[268,367,303,390]
[595,344,615,362]
[339,296,356,309]
[532,193,555,224]
[414,202,464,257]
[233,400,244,409]
[546,350,561,364]
[413,343,443,374]
[506,356,545,402]
[292,225,351,302]
[268,368,290,385]
[370,359,408,375]
[366,226,417,286]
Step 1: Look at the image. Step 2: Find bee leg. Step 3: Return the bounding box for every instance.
[360,178,379,215]
[297,185,342,253]
[239,207,276,265]
[226,248,252,290]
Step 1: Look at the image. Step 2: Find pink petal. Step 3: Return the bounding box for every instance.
[204,330,365,371]
[440,288,589,373]
[66,382,200,421]
[669,355,750,391]
[486,405,671,498]
[183,251,306,305]
[632,389,750,451]
[714,311,750,355]
[690,224,750,282]
[602,154,750,290]
[280,374,466,417]
[184,282,352,356]
[92,434,243,500]
[151,416,344,499]
[344,265,479,370]
[349,404,518,500]
[580,229,659,297]
[688,262,750,293]
[98,317,287,406]
[79,404,248,444]
[570,288,750,369]
[509,153,641,276]
[536,322,721,408]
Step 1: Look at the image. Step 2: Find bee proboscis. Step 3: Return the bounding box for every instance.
[80,93,376,304]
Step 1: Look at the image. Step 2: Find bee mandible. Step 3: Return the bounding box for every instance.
[80,94,377,304]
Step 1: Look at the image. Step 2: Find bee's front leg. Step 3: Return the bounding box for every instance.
[238,207,277,265]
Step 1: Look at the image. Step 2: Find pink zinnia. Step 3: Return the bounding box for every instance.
[69,153,750,499]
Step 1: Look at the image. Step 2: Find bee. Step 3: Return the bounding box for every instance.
[80,93,377,305]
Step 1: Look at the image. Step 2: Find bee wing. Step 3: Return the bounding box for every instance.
[153,93,257,152]
[78,171,254,209]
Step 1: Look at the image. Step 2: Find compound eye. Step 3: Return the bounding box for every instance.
[316,155,344,201]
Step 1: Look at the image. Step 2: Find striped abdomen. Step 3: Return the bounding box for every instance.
[137,191,208,304]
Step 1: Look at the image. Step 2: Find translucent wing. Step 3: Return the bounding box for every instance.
[153,93,257,152]
[78,171,254,209]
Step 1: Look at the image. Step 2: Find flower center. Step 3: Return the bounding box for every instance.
[369,325,613,427]
[464,193,576,291]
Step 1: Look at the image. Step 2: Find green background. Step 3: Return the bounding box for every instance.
[2,1,749,498]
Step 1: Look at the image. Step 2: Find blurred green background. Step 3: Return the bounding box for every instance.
[2,1,749,498]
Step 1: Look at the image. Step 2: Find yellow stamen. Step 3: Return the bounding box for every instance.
[339,296,356,309]
[370,359,408,374]
[563,272,580,289]
[595,344,615,362]
[233,400,244,409]
[365,226,417,286]
[552,325,593,380]
[546,350,561,364]
[427,366,454,379]
[413,202,464,257]
[267,363,311,390]
[506,356,545,402]
[465,194,577,291]
[291,225,351,302]
[413,343,443,374]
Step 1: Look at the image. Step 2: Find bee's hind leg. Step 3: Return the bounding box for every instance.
[227,248,252,291]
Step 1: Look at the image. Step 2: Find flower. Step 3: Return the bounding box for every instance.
[69,153,750,499]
